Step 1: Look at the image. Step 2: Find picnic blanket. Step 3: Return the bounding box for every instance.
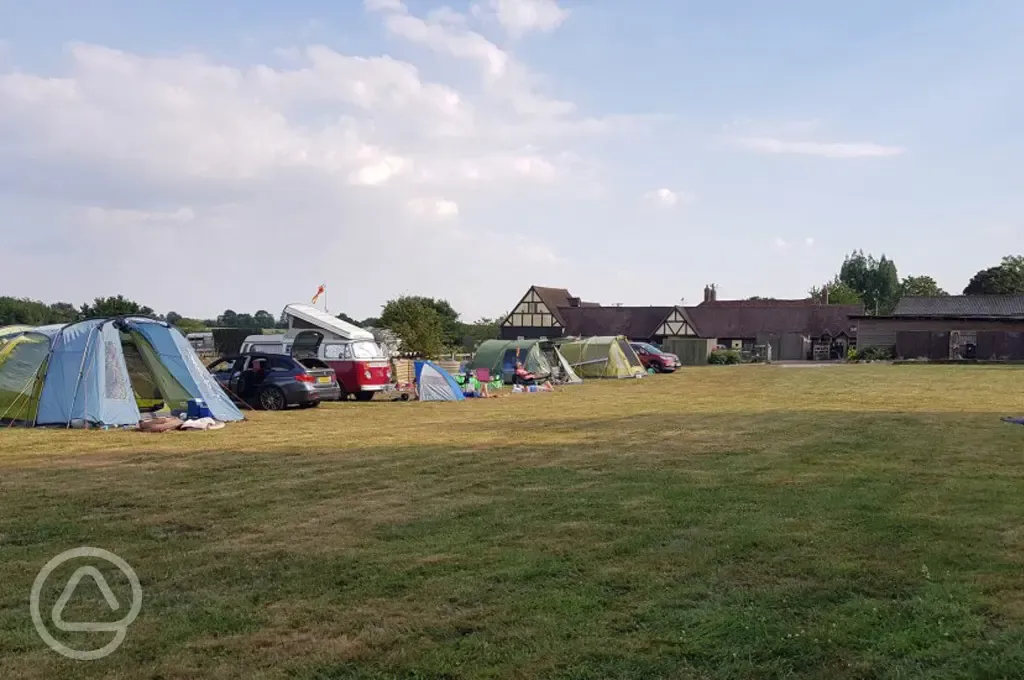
[1001,416,1024,426]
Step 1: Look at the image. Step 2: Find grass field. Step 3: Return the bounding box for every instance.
[2,364,1024,679]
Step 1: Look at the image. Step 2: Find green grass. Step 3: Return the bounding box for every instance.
[2,365,1024,678]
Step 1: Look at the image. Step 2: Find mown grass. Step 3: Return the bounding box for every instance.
[2,364,1024,678]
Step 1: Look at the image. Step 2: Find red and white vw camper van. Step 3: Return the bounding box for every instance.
[240,304,391,400]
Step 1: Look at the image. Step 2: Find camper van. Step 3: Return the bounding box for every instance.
[239,304,391,400]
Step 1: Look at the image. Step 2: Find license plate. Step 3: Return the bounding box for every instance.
[317,376,331,384]
[369,362,388,368]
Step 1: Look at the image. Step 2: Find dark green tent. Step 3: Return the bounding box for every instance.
[471,339,581,384]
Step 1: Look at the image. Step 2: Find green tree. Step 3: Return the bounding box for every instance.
[336,312,360,326]
[360,317,381,327]
[218,309,239,326]
[809,277,863,305]
[165,311,183,326]
[963,255,1024,295]
[900,275,947,297]
[234,313,256,328]
[253,310,276,328]
[80,295,154,318]
[48,302,80,323]
[379,296,447,357]
[838,250,900,314]
[0,298,81,325]
[456,317,500,350]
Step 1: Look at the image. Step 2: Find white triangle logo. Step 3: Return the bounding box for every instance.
[51,566,122,632]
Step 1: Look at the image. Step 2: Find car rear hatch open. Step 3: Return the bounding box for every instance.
[298,358,337,390]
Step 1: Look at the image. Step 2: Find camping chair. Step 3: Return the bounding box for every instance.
[474,368,490,383]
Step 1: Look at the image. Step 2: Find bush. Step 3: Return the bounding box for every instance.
[709,349,741,365]
[849,346,894,362]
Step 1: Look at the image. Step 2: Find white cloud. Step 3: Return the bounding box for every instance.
[478,0,570,38]
[724,118,904,159]
[644,188,693,207]
[364,0,406,12]
[367,0,578,118]
[407,197,459,218]
[774,237,788,249]
[736,136,905,158]
[84,206,196,227]
[804,236,815,247]
[0,3,636,319]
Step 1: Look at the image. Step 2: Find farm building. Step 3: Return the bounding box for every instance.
[501,284,863,362]
[854,295,1024,360]
[687,285,864,361]
[499,286,698,344]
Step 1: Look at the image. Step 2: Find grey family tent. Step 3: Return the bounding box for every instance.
[471,339,582,384]
[554,336,646,379]
[0,317,244,426]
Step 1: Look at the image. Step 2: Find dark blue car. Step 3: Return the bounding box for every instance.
[207,353,341,410]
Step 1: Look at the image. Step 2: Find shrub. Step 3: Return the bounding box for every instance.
[850,346,894,362]
[709,349,741,365]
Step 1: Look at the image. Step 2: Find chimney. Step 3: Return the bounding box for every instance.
[568,297,581,307]
[711,284,717,302]
[703,285,712,303]
[823,283,829,305]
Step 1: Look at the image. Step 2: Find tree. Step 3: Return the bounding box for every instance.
[234,313,256,328]
[379,296,447,357]
[838,250,901,314]
[165,311,183,326]
[218,309,239,327]
[336,311,360,326]
[746,296,777,301]
[456,317,500,350]
[253,310,276,328]
[80,295,154,318]
[48,302,80,323]
[808,277,863,305]
[900,275,947,298]
[963,256,1024,295]
[360,317,381,328]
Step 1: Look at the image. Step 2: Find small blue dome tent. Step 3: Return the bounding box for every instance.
[414,360,465,402]
[0,317,244,427]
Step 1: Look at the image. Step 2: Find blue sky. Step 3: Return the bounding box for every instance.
[1,0,1021,320]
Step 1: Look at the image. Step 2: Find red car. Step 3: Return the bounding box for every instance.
[630,342,680,372]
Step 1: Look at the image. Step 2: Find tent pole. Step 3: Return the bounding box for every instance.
[65,325,99,429]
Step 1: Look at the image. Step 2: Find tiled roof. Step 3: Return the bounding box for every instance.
[685,302,864,338]
[893,295,1024,318]
[559,306,679,339]
[530,286,598,326]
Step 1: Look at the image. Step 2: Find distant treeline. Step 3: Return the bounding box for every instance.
[1,294,503,355]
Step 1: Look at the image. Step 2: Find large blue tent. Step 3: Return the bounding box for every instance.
[0,317,243,427]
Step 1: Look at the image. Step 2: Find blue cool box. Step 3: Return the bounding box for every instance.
[186,399,212,419]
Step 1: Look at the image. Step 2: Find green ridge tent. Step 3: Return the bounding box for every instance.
[471,339,582,384]
[555,336,646,379]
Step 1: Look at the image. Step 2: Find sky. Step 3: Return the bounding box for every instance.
[1,0,1022,321]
